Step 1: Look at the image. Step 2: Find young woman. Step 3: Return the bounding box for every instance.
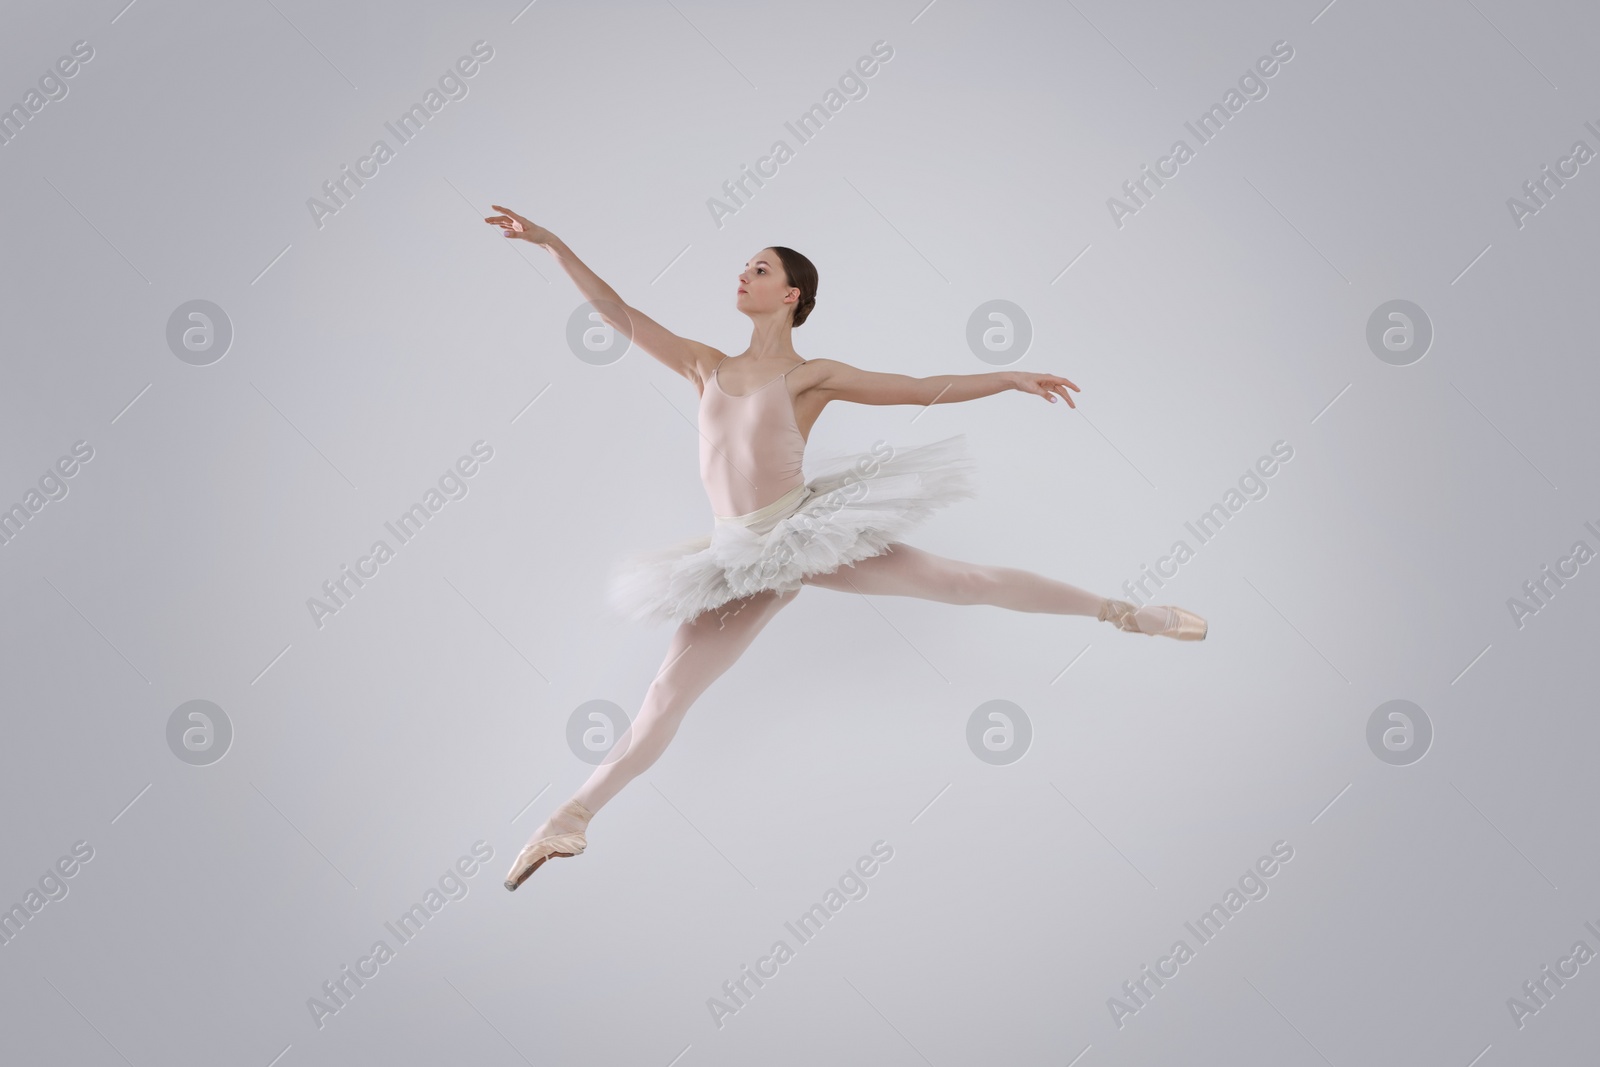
[483,205,1206,891]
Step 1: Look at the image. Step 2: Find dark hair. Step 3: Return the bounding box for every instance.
[769,246,818,327]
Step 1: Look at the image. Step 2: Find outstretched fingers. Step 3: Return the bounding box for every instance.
[484,205,527,237]
[1020,373,1080,407]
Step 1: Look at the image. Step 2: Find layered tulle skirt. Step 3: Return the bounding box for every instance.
[607,434,977,626]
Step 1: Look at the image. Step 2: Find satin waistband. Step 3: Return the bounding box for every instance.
[714,482,813,529]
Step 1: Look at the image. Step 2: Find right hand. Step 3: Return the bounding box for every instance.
[485,204,554,246]
[1009,370,1080,408]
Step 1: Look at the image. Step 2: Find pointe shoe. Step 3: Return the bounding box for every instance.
[504,799,593,891]
[1097,599,1208,641]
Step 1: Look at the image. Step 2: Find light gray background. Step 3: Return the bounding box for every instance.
[2,0,1597,1064]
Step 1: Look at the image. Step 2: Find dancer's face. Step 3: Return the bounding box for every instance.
[736,249,797,321]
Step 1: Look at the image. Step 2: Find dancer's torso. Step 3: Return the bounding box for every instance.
[698,355,811,517]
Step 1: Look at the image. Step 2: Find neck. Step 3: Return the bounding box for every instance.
[744,312,798,361]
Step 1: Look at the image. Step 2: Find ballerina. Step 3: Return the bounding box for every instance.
[482,205,1206,890]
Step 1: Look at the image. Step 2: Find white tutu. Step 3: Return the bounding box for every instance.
[607,434,977,625]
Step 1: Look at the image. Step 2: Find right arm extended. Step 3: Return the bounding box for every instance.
[485,205,717,384]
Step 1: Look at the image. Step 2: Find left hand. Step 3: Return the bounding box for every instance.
[1011,371,1080,408]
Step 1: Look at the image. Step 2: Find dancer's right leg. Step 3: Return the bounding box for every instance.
[799,544,1198,637]
[529,586,799,843]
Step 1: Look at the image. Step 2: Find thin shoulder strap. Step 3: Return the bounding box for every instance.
[782,359,808,376]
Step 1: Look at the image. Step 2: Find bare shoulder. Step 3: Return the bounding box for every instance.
[794,357,862,397]
[684,341,730,389]
[796,357,850,388]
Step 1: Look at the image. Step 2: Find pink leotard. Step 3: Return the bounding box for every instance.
[699,355,808,517]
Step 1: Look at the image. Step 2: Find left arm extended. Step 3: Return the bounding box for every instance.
[809,359,1080,408]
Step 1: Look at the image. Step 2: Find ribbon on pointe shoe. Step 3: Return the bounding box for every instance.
[1097,599,1207,641]
[504,799,594,890]
[1097,598,1144,634]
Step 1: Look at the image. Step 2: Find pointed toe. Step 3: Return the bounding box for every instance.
[505,799,595,891]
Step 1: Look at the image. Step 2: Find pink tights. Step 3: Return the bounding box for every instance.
[567,544,1151,819]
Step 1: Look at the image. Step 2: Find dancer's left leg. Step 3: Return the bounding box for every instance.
[523,586,800,847]
[800,542,1177,630]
